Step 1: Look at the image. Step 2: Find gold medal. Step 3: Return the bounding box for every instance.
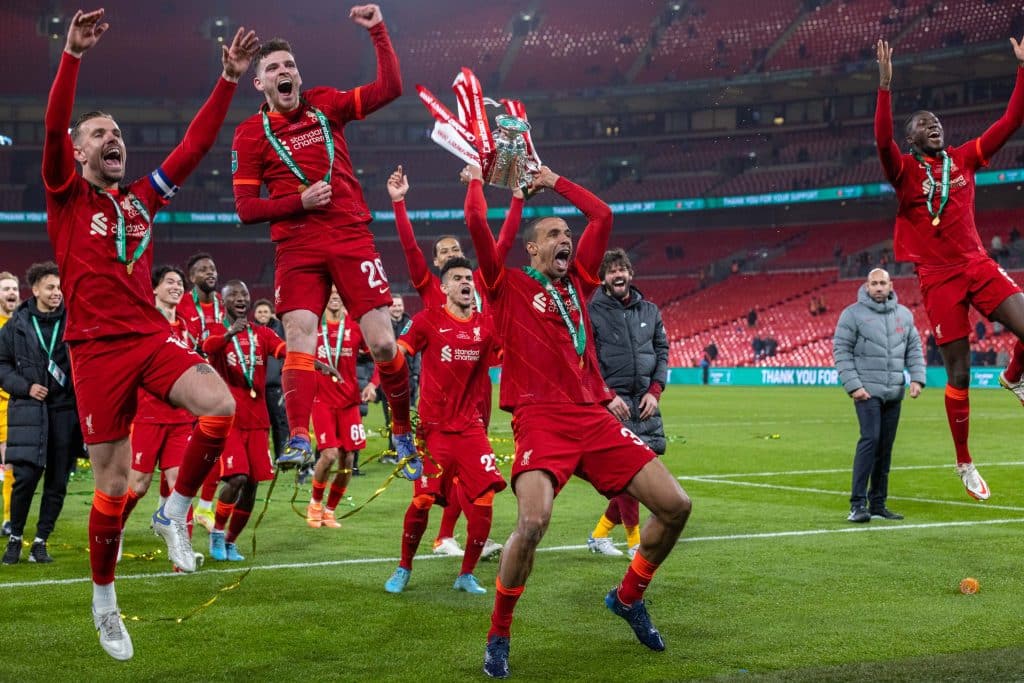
[932,216,940,227]
[298,183,308,193]
[126,262,134,275]
[250,388,257,399]
[579,357,585,369]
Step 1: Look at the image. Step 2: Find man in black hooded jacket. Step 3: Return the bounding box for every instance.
[585,249,668,558]
[0,262,81,564]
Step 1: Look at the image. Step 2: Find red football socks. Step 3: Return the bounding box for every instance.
[461,503,492,576]
[376,353,411,433]
[616,493,641,528]
[175,415,233,497]
[200,470,219,503]
[90,490,126,586]
[326,482,347,510]
[282,351,317,441]
[944,385,972,465]
[488,577,525,639]
[226,508,251,544]
[214,500,235,532]
[437,479,463,540]
[400,498,431,570]
[617,551,660,605]
[311,480,326,504]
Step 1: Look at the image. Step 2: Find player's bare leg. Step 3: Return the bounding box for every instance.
[323,451,354,527]
[308,446,340,528]
[598,457,690,652]
[485,470,555,678]
[279,309,319,469]
[153,364,235,571]
[624,459,690,564]
[224,478,257,561]
[938,339,990,499]
[360,307,420,479]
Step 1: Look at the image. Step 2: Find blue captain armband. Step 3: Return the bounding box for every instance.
[149,167,180,200]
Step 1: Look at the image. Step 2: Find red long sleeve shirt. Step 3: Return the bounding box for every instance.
[44,52,237,341]
[465,177,615,411]
[232,23,402,242]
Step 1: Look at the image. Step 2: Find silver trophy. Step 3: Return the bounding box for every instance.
[486,114,538,191]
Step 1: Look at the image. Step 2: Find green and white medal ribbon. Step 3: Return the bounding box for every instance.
[32,316,66,387]
[193,290,221,342]
[229,322,257,398]
[523,266,586,357]
[913,149,951,227]
[101,190,151,274]
[321,315,345,382]
[261,103,335,190]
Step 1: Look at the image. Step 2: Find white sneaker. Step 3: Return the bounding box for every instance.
[587,536,624,556]
[998,370,1024,402]
[956,463,991,501]
[480,538,503,561]
[432,536,464,557]
[627,544,640,560]
[151,505,197,572]
[92,604,134,661]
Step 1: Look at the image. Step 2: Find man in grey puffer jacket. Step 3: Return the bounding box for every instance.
[834,268,925,523]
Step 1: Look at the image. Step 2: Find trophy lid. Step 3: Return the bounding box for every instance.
[495,114,531,133]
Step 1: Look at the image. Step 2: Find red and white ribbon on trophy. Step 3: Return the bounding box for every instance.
[417,67,541,188]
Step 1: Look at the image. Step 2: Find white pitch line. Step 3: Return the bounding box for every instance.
[4,517,1024,590]
[685,476,1024,512]
[678,413,1024,429]
[681,460,1024,479]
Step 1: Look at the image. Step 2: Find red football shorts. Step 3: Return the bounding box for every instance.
[130,422,192,474]
[274,227,393,320]
[312,401,366,452]
[417,423,507,503]
[918,256,1021,345]
[69,333,205,444]
[510,403,656,497]
[219,427,274,482]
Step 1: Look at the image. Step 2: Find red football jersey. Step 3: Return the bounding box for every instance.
[399,306,496,431]
[203,323,285,429]
[231,24,401,241]
[465,177,615,411]
[43,52,237,342]
[179,293,226,346]
[133,314,196,425]
[314,317,369,409]
[875,69,1024,270]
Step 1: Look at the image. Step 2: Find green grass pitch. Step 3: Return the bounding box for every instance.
[2,386,1023,681]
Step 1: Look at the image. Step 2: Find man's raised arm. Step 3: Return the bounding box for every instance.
[495,190,525,264]
[387,166,433,296]
[874,39,903,185]
[341,5,402,120]
[43,9,109,195]
[975,36,1024,164]
[462,166,503,294]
